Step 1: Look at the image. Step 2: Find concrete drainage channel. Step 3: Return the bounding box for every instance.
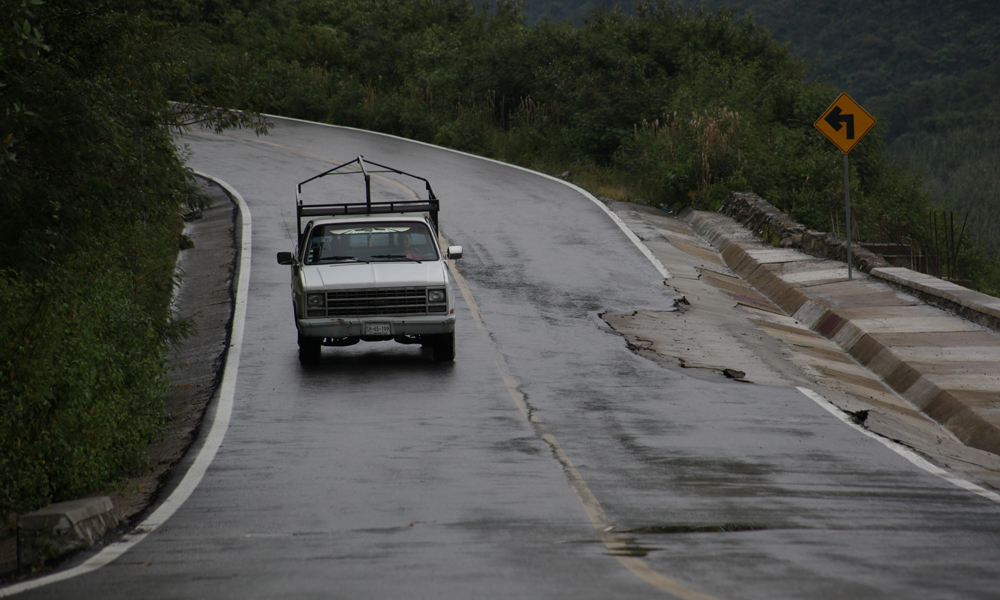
[598,194,1000,494]
[680,196,1000,459]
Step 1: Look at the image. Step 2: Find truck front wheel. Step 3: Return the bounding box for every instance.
[298,332,322,365]
[431,330,456,362]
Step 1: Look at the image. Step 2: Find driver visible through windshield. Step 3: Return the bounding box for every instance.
[304,222,439,265]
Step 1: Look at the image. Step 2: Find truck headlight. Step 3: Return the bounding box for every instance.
[427,289,446,303]
[306,293,326,308]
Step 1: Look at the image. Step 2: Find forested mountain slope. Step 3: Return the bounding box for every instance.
[522,0,1000,249]
[146,0,933,244]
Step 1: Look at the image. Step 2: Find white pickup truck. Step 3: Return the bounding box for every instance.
[277,157,462,364]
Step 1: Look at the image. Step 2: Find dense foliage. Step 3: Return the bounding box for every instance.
[689,0,1000,259]
[522,0,1000,288]
[883,60,1000,248]
[0,0,263,519]
[154,0,928,244]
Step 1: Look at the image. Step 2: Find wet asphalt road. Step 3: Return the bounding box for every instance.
[22,119,1000,599]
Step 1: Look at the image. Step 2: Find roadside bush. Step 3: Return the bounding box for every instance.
[0,266,167,514]
[0,0,265,520]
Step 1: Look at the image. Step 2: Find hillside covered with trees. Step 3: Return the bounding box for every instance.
[523,0,1000,253]
[0,0,263,522]
[152,0,932,242]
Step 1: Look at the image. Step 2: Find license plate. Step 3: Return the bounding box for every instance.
[363,322,391,336]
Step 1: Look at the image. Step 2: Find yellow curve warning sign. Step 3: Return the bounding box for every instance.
[814,93,876,154]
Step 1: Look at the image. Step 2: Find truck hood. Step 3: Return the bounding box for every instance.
[300,261,449,290]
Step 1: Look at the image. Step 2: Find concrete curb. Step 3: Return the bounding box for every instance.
[16,498,117,571]
[872,267,1000,332]
[679,207,1000,457]
[715,191,1000,334]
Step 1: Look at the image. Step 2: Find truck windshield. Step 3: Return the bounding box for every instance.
[304,222,439,265]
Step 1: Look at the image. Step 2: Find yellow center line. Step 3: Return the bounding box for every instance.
[222,130,720,600]
[444,255,720,600]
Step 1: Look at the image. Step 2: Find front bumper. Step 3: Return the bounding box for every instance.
[297,314,456,339]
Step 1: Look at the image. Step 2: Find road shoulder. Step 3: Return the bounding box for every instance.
[602,199,1000,492]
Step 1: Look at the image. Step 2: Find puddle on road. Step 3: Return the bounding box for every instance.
[557,537,663,557]
[559,522,768,557]
[600,523,770,556]
[620,523,768,535]
[604,539,662,557]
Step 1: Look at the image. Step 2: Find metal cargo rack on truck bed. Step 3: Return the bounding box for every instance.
[295,156,440,244]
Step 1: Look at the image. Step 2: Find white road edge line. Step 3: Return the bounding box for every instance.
[262,114,672,281]
[0,172,251,596]
[797,387,1000,505]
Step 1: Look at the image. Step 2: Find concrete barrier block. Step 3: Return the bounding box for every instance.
[684,215,703,234]
[757,269,789,296]
[923,390,1000,456]
[831,319,866,351]
[752,269,783,298]
[773,287,810,315]
[18,496,118,569]
[712,236,731,253]
[744,263,775,290]
[901,376,943,410]
[701,225,725,246]
[883,361,921,394]
[726,252,751,276]
[817,311,847,340]
[924,389,968,427]
[721,245,752,274]
[766,282,806,313]
[792,301,829,330]
[696,225,717,245]
[846,333,889,369]
[862,346,902,379]
[684,213,714,240]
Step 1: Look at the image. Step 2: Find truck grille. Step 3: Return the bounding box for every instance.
[326,288,428,316]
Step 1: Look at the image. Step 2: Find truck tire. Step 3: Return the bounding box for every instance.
[431,330,456,362]
[298,332,322,365]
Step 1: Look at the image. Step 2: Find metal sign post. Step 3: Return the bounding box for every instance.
[844,153,851,280]
[815,93,875,280]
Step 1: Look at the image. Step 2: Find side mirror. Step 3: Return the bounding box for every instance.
[276,251,295,265]
[447,246,463,259]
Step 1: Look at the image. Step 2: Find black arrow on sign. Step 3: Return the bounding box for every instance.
[824,106,855,139]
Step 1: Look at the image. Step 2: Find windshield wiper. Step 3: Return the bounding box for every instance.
[370,254,423,262]
[314,256,363,263]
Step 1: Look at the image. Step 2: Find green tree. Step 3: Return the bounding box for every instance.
[0,0,265,517]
